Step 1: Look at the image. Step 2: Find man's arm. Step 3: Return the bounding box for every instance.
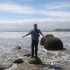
[40,33,45,38]
[39,30,46,38]
[22,33,30,38]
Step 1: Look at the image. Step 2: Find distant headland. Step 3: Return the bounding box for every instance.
[53,29,70,32]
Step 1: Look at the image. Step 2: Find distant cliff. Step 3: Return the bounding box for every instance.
[53,29,70,32]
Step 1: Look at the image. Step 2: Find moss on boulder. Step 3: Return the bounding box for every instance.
[44,37,63,50]
[40,34,54,46]
[28,57,42,65]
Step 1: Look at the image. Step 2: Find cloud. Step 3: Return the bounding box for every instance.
[19,0,34,1]
[44,2,70,10]
[0,18,70,31]
[0,3,36,14]
[40,11,70,18]
[39,2,70,18]
[45,4,70,10]
[0,2,70,19]
[0,18,70,25]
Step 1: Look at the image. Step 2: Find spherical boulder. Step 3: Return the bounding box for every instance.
[44,37,63,50]
[28,57,42,65]
[40,34,54,46]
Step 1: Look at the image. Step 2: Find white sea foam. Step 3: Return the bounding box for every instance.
[0,32,70,70]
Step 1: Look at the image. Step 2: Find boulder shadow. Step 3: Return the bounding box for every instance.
[42,64,63,70]
[63,48,66,50]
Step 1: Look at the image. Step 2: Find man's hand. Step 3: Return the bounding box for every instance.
[22,36,25,38]
[22,33,30,38]
[43,36,46,39]
[40,33,46,39]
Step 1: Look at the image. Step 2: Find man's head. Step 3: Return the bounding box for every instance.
[33,23,37,29]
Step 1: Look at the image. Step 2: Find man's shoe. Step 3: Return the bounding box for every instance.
[31,56,34,58]
[34,56,37,58]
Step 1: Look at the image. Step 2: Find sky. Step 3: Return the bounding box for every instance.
[0,0,70,31]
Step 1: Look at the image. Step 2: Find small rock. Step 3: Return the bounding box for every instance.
[16,46,21,49]
[13,58,23,64]
[24,53,31,57]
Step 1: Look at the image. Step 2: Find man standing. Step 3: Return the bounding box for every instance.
[22,24,45,58]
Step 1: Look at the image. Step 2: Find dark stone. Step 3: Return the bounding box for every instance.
[40,34,54,46]
[0,66,4,70]
[24,53,31,57]
[16,46,21,49]
[28,57,42,65]
[13,58,23,64]
[44,37,63,50]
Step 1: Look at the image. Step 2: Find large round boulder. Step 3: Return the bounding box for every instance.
[40,34,54,46]
[28,57,42,65]
[44,37,63,50]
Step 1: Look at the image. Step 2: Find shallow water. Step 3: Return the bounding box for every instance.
[0,32,70,70]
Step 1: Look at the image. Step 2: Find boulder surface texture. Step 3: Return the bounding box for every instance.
[40,34,63,50]
[28,57,42,65]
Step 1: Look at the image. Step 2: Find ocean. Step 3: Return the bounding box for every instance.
[0,32,70,70]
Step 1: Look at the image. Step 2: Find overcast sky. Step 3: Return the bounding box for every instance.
[0,0,70,31]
